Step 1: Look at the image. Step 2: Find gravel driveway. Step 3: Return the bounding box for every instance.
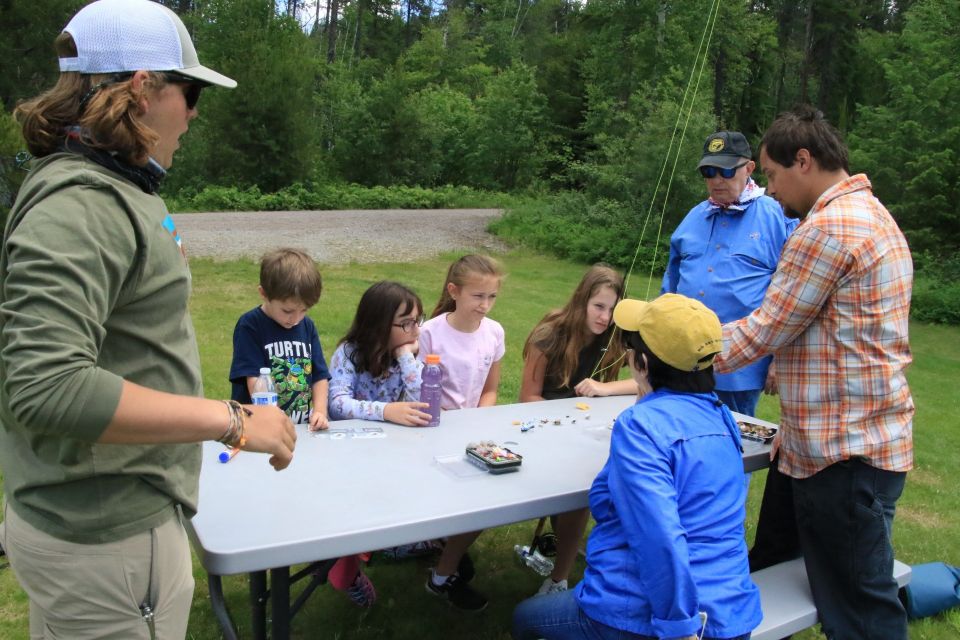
[171,209,508,263]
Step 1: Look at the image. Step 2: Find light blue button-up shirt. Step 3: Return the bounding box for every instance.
[574,390,762,639]
[662,190,797,391]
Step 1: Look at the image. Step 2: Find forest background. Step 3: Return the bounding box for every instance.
[1,0,958,322]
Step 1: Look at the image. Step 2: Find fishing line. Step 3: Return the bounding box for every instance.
[590,0,721,381]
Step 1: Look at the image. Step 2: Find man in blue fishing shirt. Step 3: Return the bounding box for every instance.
[662,130,798,417]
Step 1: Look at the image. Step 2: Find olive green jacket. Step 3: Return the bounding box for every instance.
[0,153,202,543]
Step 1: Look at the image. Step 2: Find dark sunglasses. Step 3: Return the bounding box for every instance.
[79,71,205,112]
[699,162,748,179]
[161,73,206,110]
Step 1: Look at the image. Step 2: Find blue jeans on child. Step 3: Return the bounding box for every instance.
[511,589,750,640]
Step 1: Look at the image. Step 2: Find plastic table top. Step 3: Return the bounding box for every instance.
[186,395,773,576]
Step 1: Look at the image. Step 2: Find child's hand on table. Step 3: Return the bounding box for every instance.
[384,401,432,427]
[308,408,329,431]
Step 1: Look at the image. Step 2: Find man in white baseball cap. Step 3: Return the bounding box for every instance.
[1,2,297,638]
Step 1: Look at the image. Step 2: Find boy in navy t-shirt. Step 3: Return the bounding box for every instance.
[230,248,331,430]
[230,249,378,606]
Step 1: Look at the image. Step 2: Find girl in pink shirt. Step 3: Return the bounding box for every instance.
[419,254,506,611]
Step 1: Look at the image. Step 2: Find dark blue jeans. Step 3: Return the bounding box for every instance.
[792,458,908,640]
[715,389,762,417]
[511,590,750,640]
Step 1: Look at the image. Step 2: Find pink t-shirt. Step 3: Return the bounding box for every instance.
[418,313,505,410]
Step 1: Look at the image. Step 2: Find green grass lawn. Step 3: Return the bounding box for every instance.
[2,250,959,638]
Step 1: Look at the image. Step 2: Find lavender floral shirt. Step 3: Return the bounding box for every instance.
[327,342,423,421]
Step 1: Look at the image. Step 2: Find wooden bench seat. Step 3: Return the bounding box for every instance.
[751,558,912,640]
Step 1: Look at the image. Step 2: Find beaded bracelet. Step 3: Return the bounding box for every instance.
[218,400,251,448]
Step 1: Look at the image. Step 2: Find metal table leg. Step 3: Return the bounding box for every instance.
[207,574,239,640]
[249,570,268,640]
[271,566,291,640]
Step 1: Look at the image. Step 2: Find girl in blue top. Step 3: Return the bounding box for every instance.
[328,281,431,426]
[513,294,762,640]
[324,281,434,606]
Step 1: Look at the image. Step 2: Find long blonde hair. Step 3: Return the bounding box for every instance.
[15,33,165,165]
[522,264,626,387]
[430,254,505,318]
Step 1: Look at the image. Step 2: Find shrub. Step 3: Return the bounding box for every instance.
[490,193,669,278]
[911,251,960,325]
[166,182,518,213]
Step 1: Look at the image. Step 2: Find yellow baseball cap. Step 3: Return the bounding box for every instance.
[612,293,723,371]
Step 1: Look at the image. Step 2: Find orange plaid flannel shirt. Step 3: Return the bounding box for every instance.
[716,174,914,479]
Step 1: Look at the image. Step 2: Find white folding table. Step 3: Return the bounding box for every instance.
[186,395,773,639]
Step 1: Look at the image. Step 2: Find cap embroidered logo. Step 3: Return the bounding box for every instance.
[707,138,725,152]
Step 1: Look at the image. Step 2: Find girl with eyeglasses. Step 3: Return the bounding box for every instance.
[327,281,432,426]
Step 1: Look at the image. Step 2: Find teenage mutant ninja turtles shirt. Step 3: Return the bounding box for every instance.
[229,306,331,424]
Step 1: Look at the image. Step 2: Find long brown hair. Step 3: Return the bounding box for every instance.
[15,33,165,165]
[523,264,626,387]
[340,281,423,378]
[430,254,504,318]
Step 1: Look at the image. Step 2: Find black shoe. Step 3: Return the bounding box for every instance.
[457,552,475,583]
[425,573,488,611]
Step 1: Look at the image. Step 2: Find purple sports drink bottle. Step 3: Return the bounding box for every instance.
[421,354,443,427]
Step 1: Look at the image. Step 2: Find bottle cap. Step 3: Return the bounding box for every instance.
[259,367,270,374]
[425,354,441,365]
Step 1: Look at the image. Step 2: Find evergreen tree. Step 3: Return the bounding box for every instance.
[847,0,960,254]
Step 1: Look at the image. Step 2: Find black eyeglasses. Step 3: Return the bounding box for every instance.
[700,162,748,179]
[392,316,425,334]
[161,73,206,110]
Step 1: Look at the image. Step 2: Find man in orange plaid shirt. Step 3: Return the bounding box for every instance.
[716,106,913,639]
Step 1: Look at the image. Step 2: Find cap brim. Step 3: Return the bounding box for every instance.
[613,299,650,332]
[177,65,237,89]
[697,154,747,170]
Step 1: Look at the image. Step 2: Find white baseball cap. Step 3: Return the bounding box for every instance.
[58,0,236,88]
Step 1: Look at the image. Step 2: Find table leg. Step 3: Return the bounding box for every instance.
[249,570,268,640]
[271,566,291,640]
[207,574,239,640]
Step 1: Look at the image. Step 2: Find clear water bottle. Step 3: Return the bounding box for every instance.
[252,367,278,406]
[420,354,443,427]
[513,544,555,577]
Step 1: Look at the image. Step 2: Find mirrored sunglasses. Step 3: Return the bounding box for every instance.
[699,162,748,179]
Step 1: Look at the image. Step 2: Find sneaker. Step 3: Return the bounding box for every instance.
[345,571,377,607]
[425,573,488,611]
[381,540,442,560]
[535,577,568,596]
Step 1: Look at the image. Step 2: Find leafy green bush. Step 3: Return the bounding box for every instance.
[490,193,669,277]
[911,251,960,325]
[912,277,960,325]
[166,182,519,213]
